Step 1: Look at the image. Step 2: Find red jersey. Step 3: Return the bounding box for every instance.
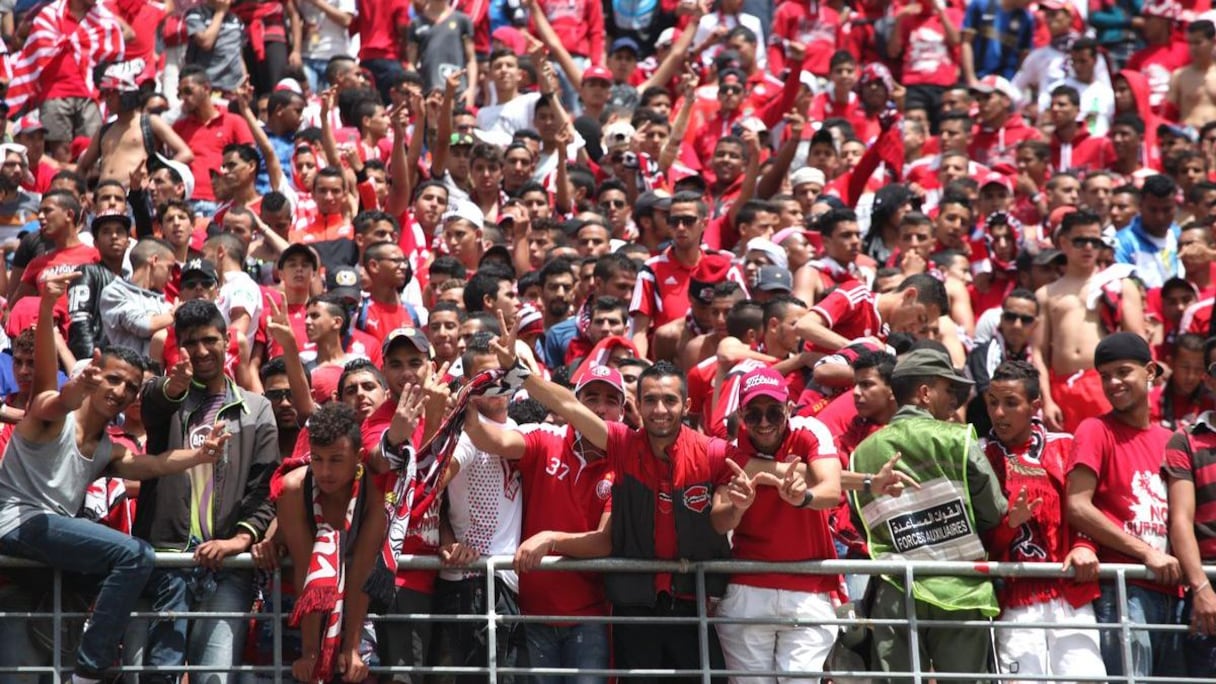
[1181,297,1216,337]
[768,1,841,76]
[289,213,354,243]
[533,0,604,62]
[21,244,100,289]
[1050,130,1117,174]
[968,114,1042,170]
[360,299,413,343]
[630,248,742,329]
[1149,384,1213,432]
[898,9,964,87]
[1068,414,1174,592]
[983,427,1100,610]
[807,282,882,352]
[1125,40,1191,114]
[41,9,92,101]
[517,423,614,617]
[354,0,410,60]
[727,417,843,596]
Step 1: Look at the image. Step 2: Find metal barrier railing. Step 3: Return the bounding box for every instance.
[0,554,1212,683]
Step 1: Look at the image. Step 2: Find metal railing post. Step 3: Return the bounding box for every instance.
[1115,569,1134,683]
[904,564,923,684]
[53,566,62,684]
[696,565,711,684]
[485,558,499,684]
[273,566,283,684]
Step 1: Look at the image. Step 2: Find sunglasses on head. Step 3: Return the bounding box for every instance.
[1001,311,1036,325]
[1070,236,1105,249]
[742,404,786,427]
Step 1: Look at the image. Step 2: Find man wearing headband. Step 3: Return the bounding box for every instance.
[1066,332,1184,678]
[1032,210,1145,433]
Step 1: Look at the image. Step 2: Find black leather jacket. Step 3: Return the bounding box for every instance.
[66,263,118,361]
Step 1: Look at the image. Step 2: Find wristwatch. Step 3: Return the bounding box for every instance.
[862,476,873,495]
[797,491,815,509]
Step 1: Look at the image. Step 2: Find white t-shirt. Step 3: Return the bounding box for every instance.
[217,270,263,326]
[300,0,358,61]
[442,414,523,591]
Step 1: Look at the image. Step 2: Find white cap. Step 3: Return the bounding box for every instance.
[601,120,636,151]
[444,200,485,229]
[0,143,28,168]
[745,237,789,270]
[656,27,677,48]
[740,116,767,133]
[790,166,826,188]
[156,154,196,200]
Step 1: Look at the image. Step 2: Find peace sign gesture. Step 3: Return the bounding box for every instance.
[490,310,519,371]
[725,459,759,512]
[265,298,296,350]
[392,383,426,441]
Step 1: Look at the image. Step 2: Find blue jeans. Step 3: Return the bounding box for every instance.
[526,622,609,684]
[302,58,330,94]
[189,199,221,220]
[1181,592,1216,676]
[0,513,155,678]
[1093,581,1185,677]
[132,568,255,684]
[362,58,406,105]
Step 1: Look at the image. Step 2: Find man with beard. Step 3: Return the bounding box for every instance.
[538,257,575,329]
[259,356,306,460]
[981,360,1105,680]
[850,345,1021,679]
[132,300,278,683]
[709,366,910,679]
[0,272,229,684]
[1066,332,1184,678]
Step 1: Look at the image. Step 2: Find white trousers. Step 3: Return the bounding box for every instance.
[996,597,1106,683]
[715,583,837,683]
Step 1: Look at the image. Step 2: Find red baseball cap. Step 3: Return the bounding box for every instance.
[582,66,613,83]
[576,364,625,395]
[738,367,789,407]
[979,171,1014,194]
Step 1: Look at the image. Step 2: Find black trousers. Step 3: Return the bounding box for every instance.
[613,597,727,684]
[429,576,528,683]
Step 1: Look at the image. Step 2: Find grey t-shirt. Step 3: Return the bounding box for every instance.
[0,412,114,539]
[185,6,248,92]
[408,10,473,94]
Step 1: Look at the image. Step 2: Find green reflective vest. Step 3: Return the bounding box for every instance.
[849,415,999,617]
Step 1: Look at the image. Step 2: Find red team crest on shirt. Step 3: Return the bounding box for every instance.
[596,478,612,501]
[683,484,711,513]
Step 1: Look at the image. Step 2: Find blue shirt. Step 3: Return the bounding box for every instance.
[542,317,579,369]
[964,0,1034,81]
[1113,217,1179,289]
[255,128,296,195]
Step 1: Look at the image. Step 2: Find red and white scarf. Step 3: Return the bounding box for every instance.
[289,468,363,682]
[6,0,125,113]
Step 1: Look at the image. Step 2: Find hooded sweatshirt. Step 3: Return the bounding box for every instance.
[968,113,1042,168]
[1116,69,1163,172]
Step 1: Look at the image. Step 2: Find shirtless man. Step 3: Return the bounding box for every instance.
[1168,20,1216,129]
[1033,210,1146,434]
[77,69,193,185]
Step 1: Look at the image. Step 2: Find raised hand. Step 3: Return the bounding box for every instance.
[391,382,425,441]
[166,356,194,398]
[265,298,296,349]
[872,452,919,498]
[444,69,466,98]
[421,360,453,408]
[74,349,106,395]
[490,310,519,370]
[725,459,758,512]
[1006,486,1044,529]
[40,270,81,300]
[320,86,337,116]
[197,420,232,464]
[772,465,808,507]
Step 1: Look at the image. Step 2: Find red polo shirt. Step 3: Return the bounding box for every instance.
[172,110,254,201]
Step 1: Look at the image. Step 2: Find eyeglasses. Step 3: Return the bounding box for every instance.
[1001,311,1036,325]
[1070,236,1105,249]
[742,404,787,427]
[265,389,292,402]
[719,85,743,95]
[181,278,217,290]
[600,199,626,209]
[378,256,409,264]
[669,214,699,227]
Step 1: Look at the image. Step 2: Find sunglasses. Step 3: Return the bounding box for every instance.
[670,214,698,227]
[742,404,787,427]
[265,389,292,402]
[1070,236,1105,249]
[181,278,216,290]
[719,85,743,95]
[600,199,626,209]
[1001,311,1036,325]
